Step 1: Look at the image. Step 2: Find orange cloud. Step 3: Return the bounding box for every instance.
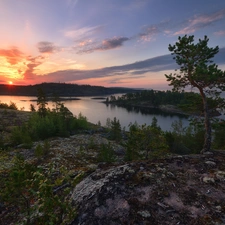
[0,46,47,84]
[0,47,25,65]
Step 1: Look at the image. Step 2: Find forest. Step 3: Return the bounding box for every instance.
[106,90,222,116]
[0,82,138,96]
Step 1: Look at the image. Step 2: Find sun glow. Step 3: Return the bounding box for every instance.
[8,81,13,85]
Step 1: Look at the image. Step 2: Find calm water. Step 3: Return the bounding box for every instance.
[0,95,189,131]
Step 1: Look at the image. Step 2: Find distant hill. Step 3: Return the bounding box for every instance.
[0,83,139,97]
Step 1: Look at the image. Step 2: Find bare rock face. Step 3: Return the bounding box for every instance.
[71,152,225,225]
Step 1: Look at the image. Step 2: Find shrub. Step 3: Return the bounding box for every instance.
[34,140,50,158]
[0,101,18,110]
[1,156,76,225]
[212,120,225,150]
[29,104,36,112]
[167,119,205,154]
[10,107,90,145]
[125,121,168,161]
[70,113,89,130]
[10,126,32,148]
[97,143,116,163]
[110,117,122,142]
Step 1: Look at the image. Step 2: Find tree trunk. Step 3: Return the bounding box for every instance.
[200,90,212,153]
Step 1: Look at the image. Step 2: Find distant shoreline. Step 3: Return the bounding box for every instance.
[0,83,139,97]
[28,97,81,102]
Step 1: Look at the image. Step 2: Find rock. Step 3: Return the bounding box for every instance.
[113,146,125,155]
[216,205,222,211]
[137,210,151,218]
[215,171,225,180]
[203,151,214,155]
[70,152,225,225]
[205,160,216,167]
[202,176,215,183]
[71,164,135,204]
[87,164,98,171]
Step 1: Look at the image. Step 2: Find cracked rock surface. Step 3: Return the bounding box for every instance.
[71,151,225,225]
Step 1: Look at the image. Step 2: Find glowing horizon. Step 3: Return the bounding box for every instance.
[0,1,225,90]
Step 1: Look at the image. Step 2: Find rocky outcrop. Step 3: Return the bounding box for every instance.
[71,152,225,225]
[1,109,225,225]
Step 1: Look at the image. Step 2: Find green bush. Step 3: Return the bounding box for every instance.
[0,101,18,110]
[125,120,168,161]
[166,119,205,154]
[212,120,225,150]
[10,107,89,146]
[1,156,76,225]
[97,143,116,163]
[71,113,89,130]
[34,140,50,158]
[10,127,33,148]
[109,117,122,142]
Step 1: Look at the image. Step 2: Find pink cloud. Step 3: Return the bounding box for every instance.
[174,9,225,35]
[23,55,45,80]
[214,30,225,36]
[76,36,129,54]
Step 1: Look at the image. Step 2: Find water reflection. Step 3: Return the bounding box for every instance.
[116,104,188,118]
[0,95,189,131]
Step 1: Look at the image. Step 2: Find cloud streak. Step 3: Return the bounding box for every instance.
[1,44,224,85]
[36,54,175,83]
[66,0,79,9]
[63,9,225,56]
[214,30,225,36]
[138,21,169,42]
[36,46,225,84]
[174,9,225,35]
[37,41,59,54]
[64,25,103,39]
[76,36,130,54]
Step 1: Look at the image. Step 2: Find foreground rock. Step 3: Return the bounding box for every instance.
[71,151,225,225]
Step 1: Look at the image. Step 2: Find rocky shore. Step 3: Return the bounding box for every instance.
[1,109,225,224]
[107,101,190,117]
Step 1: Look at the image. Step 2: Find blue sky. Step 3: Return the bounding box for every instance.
[0,0,225,90]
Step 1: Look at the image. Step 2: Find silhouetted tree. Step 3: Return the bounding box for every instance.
[165,35,225,153]
[37,88,48,117]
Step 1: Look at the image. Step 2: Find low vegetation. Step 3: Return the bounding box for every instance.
[10,90,89,147]
[0,101,18,110]
[1,156,76,225]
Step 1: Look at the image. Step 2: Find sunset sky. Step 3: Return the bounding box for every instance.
[0,0,225,90]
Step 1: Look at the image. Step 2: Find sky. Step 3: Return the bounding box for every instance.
[0,0,225,90]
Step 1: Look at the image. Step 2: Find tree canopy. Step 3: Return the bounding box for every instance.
[165,35,225,153]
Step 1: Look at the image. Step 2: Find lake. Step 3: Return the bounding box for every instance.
[0,95,190,131]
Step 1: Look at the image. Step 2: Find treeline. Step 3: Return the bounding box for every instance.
[107,90,220,115]
[0,82,138,97]
[106,116,225,158]
[108,90,188,106]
